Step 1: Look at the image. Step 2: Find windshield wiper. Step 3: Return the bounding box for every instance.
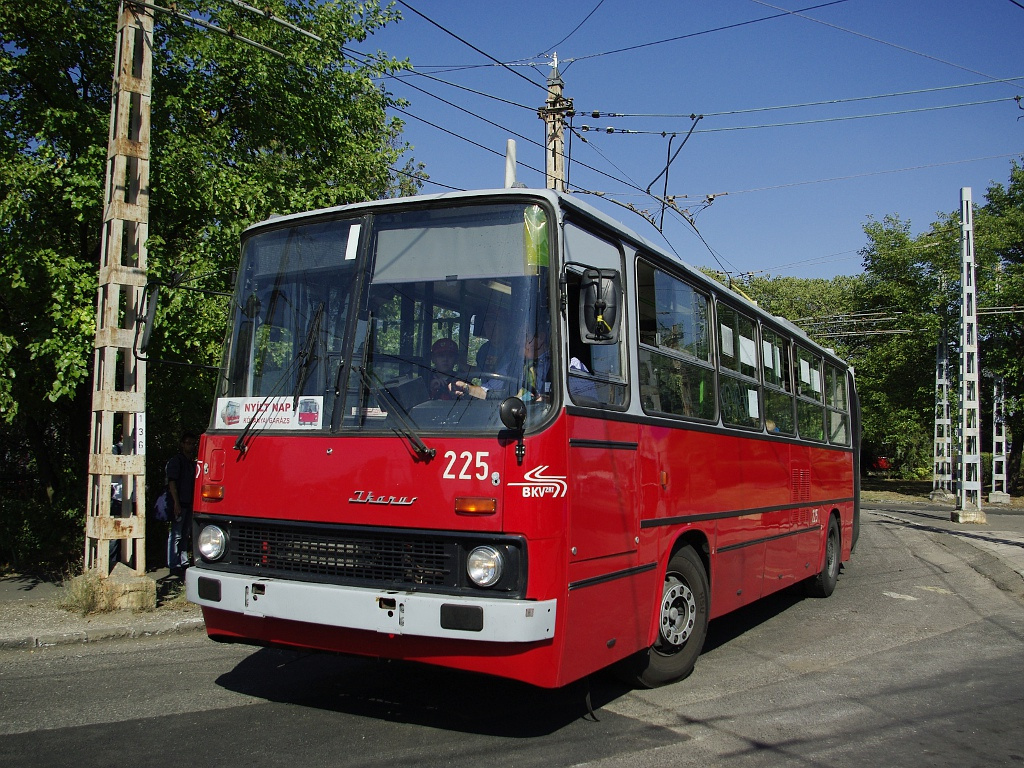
[357,365,435,460]
[234,304,322,455]
[292,301,324,410]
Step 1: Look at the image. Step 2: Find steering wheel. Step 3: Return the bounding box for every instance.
[474,371,517,385]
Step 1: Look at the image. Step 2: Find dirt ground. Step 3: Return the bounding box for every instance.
[861,477,1024,508]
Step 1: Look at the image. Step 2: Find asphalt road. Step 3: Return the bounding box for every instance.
[1,511,1022,767]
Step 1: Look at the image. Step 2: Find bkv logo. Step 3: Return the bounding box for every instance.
[508,466,567,499]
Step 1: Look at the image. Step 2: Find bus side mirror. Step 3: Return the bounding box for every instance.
[499,396,527,465]
[579,269,620,345]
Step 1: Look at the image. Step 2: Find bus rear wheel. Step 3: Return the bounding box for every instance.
[619,545,709,688]
[804,515,840,598]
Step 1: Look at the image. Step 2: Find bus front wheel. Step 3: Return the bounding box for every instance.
[618,545,709,688]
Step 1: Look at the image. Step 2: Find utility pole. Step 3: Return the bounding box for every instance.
[953,187,985,523]
[539,54,573,192]
[929,330,955,501]
[83,1,156,607]
[990,378,1011,504]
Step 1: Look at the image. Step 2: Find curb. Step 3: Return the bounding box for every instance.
[0,616,205,651]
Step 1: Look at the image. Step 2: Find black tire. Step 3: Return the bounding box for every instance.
[805,515,840,598]
[618,545,709,688]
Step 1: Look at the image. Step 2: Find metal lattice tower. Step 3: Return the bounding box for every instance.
[929,330,954,500]
[84,3,154,583]
[953,187,985,522]
[990,378,1011,503]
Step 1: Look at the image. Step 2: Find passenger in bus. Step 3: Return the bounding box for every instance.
[568,356,600,401]
[471,309,512,375]
[425,338,461,400]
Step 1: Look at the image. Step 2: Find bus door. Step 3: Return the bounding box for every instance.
[567,423,640,562]
[557,228,648,681]
[561,224,636,564]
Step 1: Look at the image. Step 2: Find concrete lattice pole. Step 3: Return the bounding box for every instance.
[929,330,954,501]
[990,378,1010,504]
[83,3,156,606]
[953,187,985,523]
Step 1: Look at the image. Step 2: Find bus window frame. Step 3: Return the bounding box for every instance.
[562,218,630,410]
[794,343,826,443]
[715,299,762,432]
[760,323,796,436]
[635,257,718,423]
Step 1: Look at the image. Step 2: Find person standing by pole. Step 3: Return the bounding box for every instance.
[166,432,198,578]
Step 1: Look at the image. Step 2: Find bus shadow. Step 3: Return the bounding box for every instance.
[214,588,812,737]
[703,588,806,653]
[215,647,637,737]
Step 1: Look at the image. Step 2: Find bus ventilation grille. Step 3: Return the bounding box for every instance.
[792,469,811,503]
[230,522,454,587]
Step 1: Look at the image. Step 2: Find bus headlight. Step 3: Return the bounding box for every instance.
[197,525,227,561]
[467,546,503,587]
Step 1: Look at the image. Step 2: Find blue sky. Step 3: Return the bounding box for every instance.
[361,0,1023,280]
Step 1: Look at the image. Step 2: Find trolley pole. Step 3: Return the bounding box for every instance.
[539,54,572,192]
[83,2,156,607]
[953,187,985,523]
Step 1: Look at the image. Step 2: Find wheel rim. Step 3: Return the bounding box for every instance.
[658,574,696,648]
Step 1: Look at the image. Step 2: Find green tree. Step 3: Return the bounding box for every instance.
[849,215,957,478]
[0,0,414,571]
[974,161,1024,492]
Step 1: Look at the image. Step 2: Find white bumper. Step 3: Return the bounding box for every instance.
[186,567,557,643]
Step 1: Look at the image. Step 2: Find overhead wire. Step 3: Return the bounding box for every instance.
[536,0,608,56]
[393,0,549,93]
[586,76,1024,119]
[579,97,1019,136]
[748,0,1018,89]
[704,153,1024,197]
[562,0,849,68]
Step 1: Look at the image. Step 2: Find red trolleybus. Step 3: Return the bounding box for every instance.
[186,189,859,689]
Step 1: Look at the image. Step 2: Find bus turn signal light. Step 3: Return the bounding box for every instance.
[455,497,497,515]
[201,483,225,502]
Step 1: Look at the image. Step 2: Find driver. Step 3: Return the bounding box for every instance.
[426,338,460,400]
[454,327,550,402]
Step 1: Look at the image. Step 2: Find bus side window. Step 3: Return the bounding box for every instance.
[563,222,629,408]
[762,328,795,435]
[566,269,626,406]
[635,260,716,421]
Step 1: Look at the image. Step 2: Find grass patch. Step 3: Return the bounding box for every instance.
[56,570,113,616]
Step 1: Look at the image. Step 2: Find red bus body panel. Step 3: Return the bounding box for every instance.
[195,405,853,688]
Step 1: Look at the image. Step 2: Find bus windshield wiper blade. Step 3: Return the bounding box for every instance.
[292,301,324,410]
[357,365,435,460]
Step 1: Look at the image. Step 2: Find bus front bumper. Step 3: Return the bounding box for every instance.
[185,567,557,643]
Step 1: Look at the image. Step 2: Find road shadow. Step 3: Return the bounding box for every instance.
[702,587,806,654]
[216,646,645,738]
[214,588,813,738]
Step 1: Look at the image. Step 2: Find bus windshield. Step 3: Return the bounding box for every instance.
[215,201,554,435]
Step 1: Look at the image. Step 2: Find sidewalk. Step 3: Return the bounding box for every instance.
[0,568,204,651]
[2,501,1022,652]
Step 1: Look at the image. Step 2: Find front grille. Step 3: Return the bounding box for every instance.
[229,521,455,587]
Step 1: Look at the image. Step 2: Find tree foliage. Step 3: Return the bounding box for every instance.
[741,163,1024,488]
[0,0,414,571]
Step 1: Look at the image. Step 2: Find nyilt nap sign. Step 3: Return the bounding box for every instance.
[215,396,323,430]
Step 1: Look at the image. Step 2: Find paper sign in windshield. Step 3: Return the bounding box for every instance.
[215,396,323,430]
